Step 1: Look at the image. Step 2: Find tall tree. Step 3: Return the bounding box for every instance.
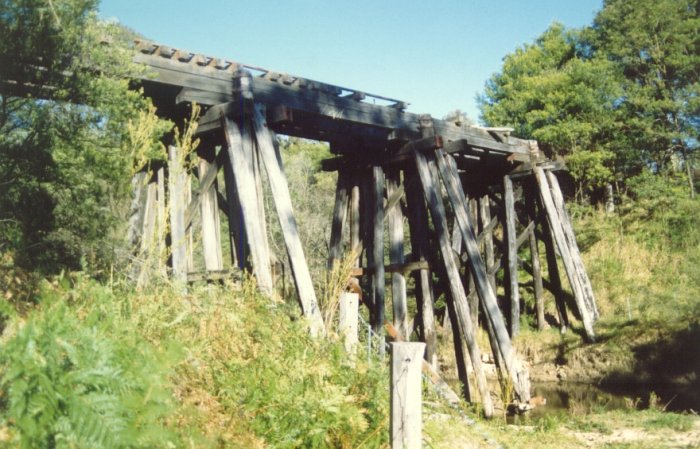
[478,24,621,196]
[0,0,167,274]
[590,0,699,190]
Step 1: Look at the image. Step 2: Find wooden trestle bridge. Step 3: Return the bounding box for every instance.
[129,40,600,415]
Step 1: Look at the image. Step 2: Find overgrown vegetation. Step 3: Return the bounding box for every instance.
[1,0,699,447]
[0,275,390,448]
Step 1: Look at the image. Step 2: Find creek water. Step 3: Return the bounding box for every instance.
[508,381,699,424]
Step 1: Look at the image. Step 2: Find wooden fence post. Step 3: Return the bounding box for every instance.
[339,292,359,354]
[391,342,426,449]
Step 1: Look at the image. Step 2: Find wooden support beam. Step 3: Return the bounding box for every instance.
[328,171,350,269]
[371,165,386,337]
[467,197,479,327]
[534,167,594,341]
[504,175,520,337]
[414,148,494,417]
[168,145,188,285]
[535,188,570,330]
[434,148,531,403]
[387,170,409,340]
[349,176,361,267]
[156,167,167,276]
[446,294,473,403]
[137,179,158,287]
[185,148,221,230]
[127,171,149,282]
[525,184,546,330]
[186,269,241,283]
[252,105,325,336]
[252,138,272,270]
[221,114,274,294]
[404,167,438,370]
[480,195,497,291]
[222,146,243,268]
[199,157,224,271]
[348,260,429,277]
[546,171,599,320]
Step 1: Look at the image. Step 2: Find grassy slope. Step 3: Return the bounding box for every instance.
[1,180,699,448]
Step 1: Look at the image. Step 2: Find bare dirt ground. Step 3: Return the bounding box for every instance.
[572,418,700,448]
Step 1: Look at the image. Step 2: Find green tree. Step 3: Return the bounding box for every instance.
[590,0,699,190]
[478,23,621,195]
[479,1,699,199]
[0,0,167,274]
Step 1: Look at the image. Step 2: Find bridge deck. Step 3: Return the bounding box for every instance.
[133,40,542,176]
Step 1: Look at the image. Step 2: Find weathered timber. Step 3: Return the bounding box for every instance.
[349,175,361,265]
[535,188,570,330]
[467,197,480,327]
[252,105,325,336]
[199,156,224,271]
[221,115,274,294]
[328,171,350,269]
[404,166,439,370]
[184,179,194,273]
[390,342,426,449]
[127,171,149,281]
[480,195,497,291]
[529,227,546,330]
[252,136,272,270]
[504,175,520,337]
[222,146,242,268]
[348,260,430,277]
[185,148,221,230]
[525,186,546,330]
[371,165,386,336]
[546,171,599,320]
[385,322,462,407]
[534,167,594,341]
[137,178,158,287]
[404,167,438,369]
[387,170,409,340]
[339,292,359,354]
[133,42,532,158]
[446,295,473,403]
[434,148,531,403]
[414,148,494,417]
[186,269,242,283]
[156,167,167,276]
[168,146,188,284]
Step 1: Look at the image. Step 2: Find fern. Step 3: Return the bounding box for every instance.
[0,288,181,448]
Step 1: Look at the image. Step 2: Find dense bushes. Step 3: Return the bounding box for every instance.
[0,276,389,448]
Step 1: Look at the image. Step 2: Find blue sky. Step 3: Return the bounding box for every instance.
[99,0,602,123]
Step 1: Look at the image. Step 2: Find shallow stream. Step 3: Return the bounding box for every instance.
[508,381,699,424]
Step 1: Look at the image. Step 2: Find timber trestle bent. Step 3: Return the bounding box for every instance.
[128,40,600,413]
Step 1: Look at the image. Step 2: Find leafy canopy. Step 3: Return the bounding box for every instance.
[0,0,170,274]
